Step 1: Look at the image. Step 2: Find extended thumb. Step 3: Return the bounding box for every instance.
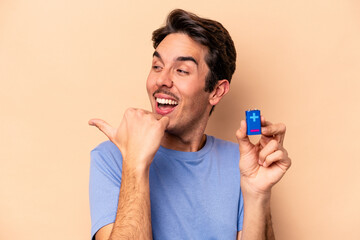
[88,118,116,140]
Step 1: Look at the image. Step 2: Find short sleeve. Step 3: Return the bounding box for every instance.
[89,141,123,239]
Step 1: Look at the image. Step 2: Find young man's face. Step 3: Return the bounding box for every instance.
[146,33,212,135]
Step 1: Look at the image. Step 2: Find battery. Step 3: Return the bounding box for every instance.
[246,109,261,135]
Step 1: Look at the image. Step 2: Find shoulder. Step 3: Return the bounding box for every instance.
[207,136,240,179]
[207,135,240,160]
[90,141,123,173]
[211,136,239,152]
[91,140,120,154]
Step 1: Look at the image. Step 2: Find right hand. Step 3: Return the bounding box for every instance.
[236,116,291,196]
[89,108,169,171]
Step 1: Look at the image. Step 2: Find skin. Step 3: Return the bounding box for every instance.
[89,33,291,240]
[236,117,290,239]
[146,33,223,151]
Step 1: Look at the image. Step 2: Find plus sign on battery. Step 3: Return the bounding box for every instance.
[250,112,259,122]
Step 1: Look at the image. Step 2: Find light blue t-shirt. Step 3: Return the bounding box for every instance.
[89,135,244,239]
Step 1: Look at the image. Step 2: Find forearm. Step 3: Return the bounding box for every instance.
[109,163,152,240]
[240,184,274,240]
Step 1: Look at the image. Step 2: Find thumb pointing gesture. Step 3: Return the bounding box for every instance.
[88,118,117,142]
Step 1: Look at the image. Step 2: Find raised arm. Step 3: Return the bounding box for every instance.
[236,116,291,240]
[89,108,169,240]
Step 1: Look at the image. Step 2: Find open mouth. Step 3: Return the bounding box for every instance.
[155,97,178,115]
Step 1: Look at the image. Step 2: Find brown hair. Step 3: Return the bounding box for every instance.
[152,9,236,93]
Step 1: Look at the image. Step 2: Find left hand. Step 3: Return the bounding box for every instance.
[236,116,291,195]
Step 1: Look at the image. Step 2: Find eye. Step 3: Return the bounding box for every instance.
[152,65,162,72]
[177,69,189,75]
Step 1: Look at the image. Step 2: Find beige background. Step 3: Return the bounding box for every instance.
[1,0,360,239]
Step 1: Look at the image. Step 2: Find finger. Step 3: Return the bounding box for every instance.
[259,116,273,147]
[259,134,273,148]
[265,147,291,171]
[158,116,170,129]
[263,149,284,167]
[146,112,169,129]
[152,113,165,120]
[88,118,116,140]
[258,139,279,165]
[261,116,272,127]
[236,120,253,154]
[262,122,286,136]
[261,122,286,145]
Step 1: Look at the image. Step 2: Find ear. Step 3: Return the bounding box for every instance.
[209,79,230,106]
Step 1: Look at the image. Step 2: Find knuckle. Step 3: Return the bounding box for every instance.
[271,139,279,148]
[282,147,288,156]
[278,150,284,159]
[125,108,135,115]
[136,109,144,117]
[264,156,272,166]
[280,123,286,132]
[267,125,273,132]
[286,157,292,169]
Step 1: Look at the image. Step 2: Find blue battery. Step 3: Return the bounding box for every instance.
[246,110,261,135]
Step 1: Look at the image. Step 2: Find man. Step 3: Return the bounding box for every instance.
[89,9,291,240]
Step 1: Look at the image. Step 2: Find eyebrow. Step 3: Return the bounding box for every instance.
[153,51,198,66]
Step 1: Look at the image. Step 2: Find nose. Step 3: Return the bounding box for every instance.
[156,69,173,88]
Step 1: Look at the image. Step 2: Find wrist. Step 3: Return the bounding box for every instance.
[123,150,155,169]
[122,157,151,180]
[241,180,272,203]
[242,191,271,210]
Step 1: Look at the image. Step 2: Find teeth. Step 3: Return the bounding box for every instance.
[156,98,178,105]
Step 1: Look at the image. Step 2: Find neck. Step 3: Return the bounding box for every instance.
[159,105,212,152]
[161,131,207,152]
